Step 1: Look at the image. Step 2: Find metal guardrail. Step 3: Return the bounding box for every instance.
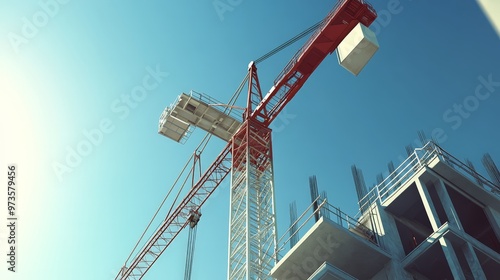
[272,141,499,268]
[273,196,378,261]
[158,90,244,131]
[186,90,244,122]
[356,142,500,219]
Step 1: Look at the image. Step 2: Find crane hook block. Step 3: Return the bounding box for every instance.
[188,210,202,228]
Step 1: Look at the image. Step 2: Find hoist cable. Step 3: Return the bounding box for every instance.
[254,20,321,65]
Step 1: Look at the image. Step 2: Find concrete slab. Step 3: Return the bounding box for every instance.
[270,217,390,280]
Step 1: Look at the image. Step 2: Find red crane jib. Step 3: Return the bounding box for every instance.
[251,0,376,126]
[118,1,376,279]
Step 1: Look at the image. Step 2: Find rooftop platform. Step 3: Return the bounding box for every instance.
[357,142,500,219]
[270,216,390,280]
[425,156,500,212]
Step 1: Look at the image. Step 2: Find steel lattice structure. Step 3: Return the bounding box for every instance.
[229,119,277,279]
[228,62,280,279]
[116,1,377,279]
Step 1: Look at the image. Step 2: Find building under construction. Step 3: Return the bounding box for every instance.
[271,141,500,279]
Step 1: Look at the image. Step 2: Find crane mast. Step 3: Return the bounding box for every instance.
[116,1,377,279]
[228,66,277,279]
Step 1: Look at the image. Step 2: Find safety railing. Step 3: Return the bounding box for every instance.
[434,143,500,195]
[187,90,243,122]
[158,90,243,131]
[273,196,378,261]
[356,142,500,219]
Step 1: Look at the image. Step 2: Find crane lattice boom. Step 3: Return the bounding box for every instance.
[117,145,231,279]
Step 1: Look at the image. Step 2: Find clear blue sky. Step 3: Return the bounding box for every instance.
[1,1,499,279]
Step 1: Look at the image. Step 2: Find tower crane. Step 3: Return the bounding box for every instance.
[116,1,378,279]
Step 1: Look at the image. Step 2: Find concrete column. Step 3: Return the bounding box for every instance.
[374,203,405,259]
[373,203,413,280]
[462,242,487,280]
[484,206,500,242]
[435,179,487,279]
[384,259,414,280]
[415,179,466,280]
[434,179,463,229]
[415,179,442,230]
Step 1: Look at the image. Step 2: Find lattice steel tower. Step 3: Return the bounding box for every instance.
[228,65,278,279]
